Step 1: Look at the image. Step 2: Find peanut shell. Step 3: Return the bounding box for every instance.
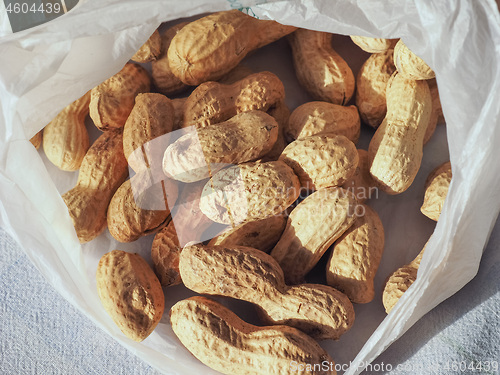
[421,161,452,221]
[200,160,300,226]
[96,250,164,342]
[90,63,151,131]
[285,101,360,143]
[326,204,385,304]
[170,296,335,375]
[163,111,279,183]
[394,39,435,80]
[350,36,398,53]
[131,29,162,63]
[180,244,355,340]
[271,187,358,284]
[288,28,355,105]
[280,134,359,191]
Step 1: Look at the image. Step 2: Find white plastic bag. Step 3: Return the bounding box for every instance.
[1,1,500,374]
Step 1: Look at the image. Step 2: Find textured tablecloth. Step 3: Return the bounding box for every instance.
[1,218,498,375]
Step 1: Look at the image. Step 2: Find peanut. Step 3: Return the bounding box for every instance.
[62,131,129,243]
[167,10,296,85]
[423,78,445,144]
[288,29,355,105]
[382,245,425,313]
[170,296,335,375]
[217,63,254,85]
[123,93,175,172]
[355,49,396,128]
[90,63,151,131]
[208,215,287,253]
[394,39,435,80]
[96,250,164,342]
[421,161,452,221]
[368,72,432,194]
[107,174,178,243]
[42,91,90,171]
[151,182,213,287]
[182,71,285,128]
[131,29,162,63]
[279,134,359,191]
[285,101,360,143]
[326,204,385,303]
[30,130,43,149]
[180,244,355,340]
[171,97,186,131]
[163,111,278,183]
[341,149,378,203]
[151,22,189,95]
[270,187,358,284]
[200,160,300,225]
[261,99,290,162]
[350,36,398,53]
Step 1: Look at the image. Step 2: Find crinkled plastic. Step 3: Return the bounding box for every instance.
[1,1,499,374]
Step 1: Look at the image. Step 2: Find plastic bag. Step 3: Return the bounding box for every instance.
[1,1,499,374]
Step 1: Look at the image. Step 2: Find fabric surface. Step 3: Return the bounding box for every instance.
[0,218,498,375]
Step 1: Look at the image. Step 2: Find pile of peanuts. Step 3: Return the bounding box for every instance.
[32,10,453,375]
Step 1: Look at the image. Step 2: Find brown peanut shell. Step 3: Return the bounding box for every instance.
[163,110,278,183]
[167,10,296,85]
[270,187,358,284]
[285,101,360,143]
[131,29,162,63]
[62,131,129,243]
[170,296,335,375]
[180,244,354,340]
[394,39,435,80]
[288,29,355,105]
[421,161,452,221]
[200,160,300,226]
[326,204,385,304]
[96,250,164,342]
[280,134,359,191]
[90,63,151,131]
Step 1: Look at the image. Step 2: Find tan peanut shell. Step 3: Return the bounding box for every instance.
[326,204,385,304]
[271,187,358,284]
[170,296,335,375]
[355,49,396,128]
[30,130,43,149]
[151,222,181,287]
[131,29,162,63]
[217,64,254,85]
[350,36,398,53]
[42,91,90,171]
[208,215,287,253]
[288,29,355,105]
[96,250,164,342]
[182,71,285,128]
[200,160,301,225]
[151,22,189,95]
[62,131,129,243]
[382,245,425,313]
[368,72,432,194]
[280,134,359,191]
[180,244,355,340]
[394,39,435,80]
[428,78,445,124]
[151,182,213,287]
[171,97,187,131]
[163,111,278,183]
[107,175,178,243]
[90,63,151,131]
[167,10,296,85]
[285,101,360,143]
[261,99,290,162]
[123,93,175,172]
[342,149,378,203]
[421,161,452,221]
[423,78,445,144]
